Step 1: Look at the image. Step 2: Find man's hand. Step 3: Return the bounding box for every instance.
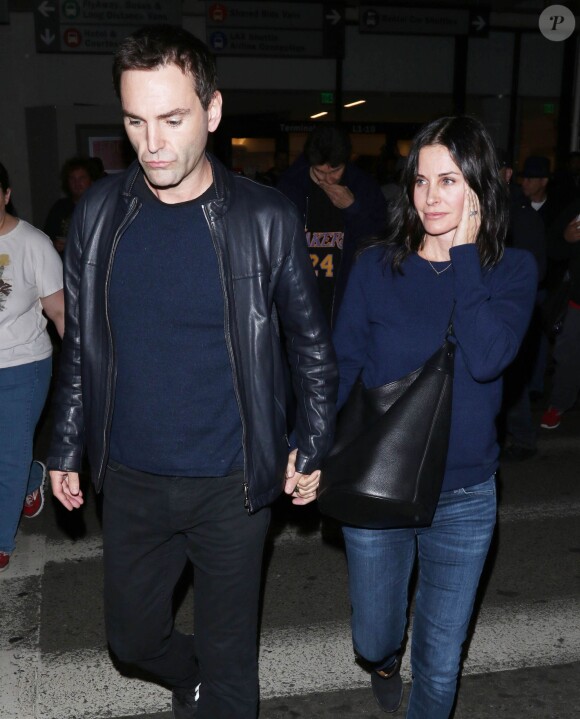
[50,470,84,511]
[284,449,321,505]
[318,182,355,209]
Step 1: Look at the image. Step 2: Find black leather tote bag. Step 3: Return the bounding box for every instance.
[318,335,455,530]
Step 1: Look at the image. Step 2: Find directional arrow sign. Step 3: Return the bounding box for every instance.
[468,7,490,37]
[38,1,55,18]
[325,8,341,26]
[40,28,55,45]
[323,2,344,58]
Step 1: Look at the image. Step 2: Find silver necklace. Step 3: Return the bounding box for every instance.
[427,260,452,276]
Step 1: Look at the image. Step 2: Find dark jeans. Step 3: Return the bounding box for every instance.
[102,462,271,719]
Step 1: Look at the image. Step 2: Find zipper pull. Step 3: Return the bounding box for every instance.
[243,481,250,511]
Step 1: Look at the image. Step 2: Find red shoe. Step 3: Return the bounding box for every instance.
[0,552,10,572]
[22,461,47,519]
[540,407,562,430]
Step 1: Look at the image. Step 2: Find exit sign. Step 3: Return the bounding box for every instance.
[321,91,334,104]
[543,103,555,115]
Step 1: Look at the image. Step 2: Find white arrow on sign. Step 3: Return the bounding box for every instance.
[325,8,341,26]
[38,1,56,18]
[471,15,486,32]
[40,28,55,45]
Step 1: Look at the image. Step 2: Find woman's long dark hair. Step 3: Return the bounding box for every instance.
[365,116,508,270]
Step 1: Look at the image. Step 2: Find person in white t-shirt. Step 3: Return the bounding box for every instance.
[0,161,64,573]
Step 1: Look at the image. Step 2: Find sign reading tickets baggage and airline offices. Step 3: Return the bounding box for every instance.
[34,0,181,54]
[205,2,345,58]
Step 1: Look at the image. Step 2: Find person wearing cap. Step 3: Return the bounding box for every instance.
[520,155,569,233]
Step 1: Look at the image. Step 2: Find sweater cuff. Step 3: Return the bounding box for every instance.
[449,244,483,296]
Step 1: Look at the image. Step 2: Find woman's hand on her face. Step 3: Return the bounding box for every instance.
[452,186,481,247]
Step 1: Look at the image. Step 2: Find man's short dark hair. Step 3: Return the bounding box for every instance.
[112,24,218,110]
[304,125,352,167]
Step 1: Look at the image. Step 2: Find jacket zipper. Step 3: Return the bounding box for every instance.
[97,197,140,486]
[202,204,251,512]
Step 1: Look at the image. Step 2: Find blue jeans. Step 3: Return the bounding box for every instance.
[343,476,496,719]
[0,358,52,554]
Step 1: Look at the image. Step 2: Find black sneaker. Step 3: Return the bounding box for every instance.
[371,659,403,713]
[172,682,200,719]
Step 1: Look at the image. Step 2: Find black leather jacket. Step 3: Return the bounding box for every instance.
[47,156,338,512]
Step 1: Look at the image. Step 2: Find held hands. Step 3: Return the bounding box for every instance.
[50,470,84,511]
[284,448,321,505]
[453,186,481,247]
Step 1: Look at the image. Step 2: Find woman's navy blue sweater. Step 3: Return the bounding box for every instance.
[332,244,537,491]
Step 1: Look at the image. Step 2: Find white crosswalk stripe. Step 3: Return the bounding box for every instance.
[3,498,580,581]
[2,596,579,719]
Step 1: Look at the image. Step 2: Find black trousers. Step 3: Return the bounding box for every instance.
[102,461,271,719]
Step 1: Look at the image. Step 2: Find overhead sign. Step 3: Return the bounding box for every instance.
[206,2,344,58]
[33,0,181,54]
[360,6,471,36]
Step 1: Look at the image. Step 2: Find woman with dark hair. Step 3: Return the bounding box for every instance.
[0,162,64,573]
[332,116,537,717]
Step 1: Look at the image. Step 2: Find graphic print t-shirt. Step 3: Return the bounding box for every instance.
[305,178,345,324]
[0,220,63,368]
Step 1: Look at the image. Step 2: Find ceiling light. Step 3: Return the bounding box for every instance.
[344,100,366,108]
[310,111,329,119]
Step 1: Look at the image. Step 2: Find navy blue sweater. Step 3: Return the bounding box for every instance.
[332,244,537,491]
[108,177,243,477]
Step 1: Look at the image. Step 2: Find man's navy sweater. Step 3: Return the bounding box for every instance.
[332,244,537,491]
[108,176,243,477]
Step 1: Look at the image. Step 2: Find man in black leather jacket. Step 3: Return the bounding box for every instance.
[47,25,337,719]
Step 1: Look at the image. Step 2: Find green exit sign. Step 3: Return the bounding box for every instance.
[544,103,555,114]
[321,92,334,105]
